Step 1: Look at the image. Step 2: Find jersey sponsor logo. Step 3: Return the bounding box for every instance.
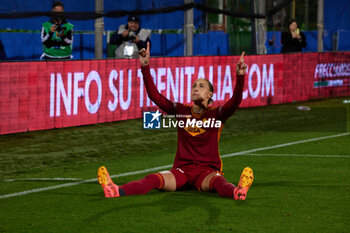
[184,124,206,136]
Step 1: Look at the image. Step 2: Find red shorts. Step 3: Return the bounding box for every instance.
[169,164,218,191]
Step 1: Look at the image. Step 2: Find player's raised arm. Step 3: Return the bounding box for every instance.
[219,52,247,121]
[139,42,176,114]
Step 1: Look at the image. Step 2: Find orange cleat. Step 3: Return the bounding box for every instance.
[97,166,120,198]
[234,167,254,200]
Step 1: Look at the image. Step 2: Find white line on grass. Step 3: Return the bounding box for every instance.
[220,132,350,158]
[3,178,83,182]
[0,132,349,200]
[243,153,350,158]
[4,153,347,183]
[0,165,172,200]
[4,151,349,183]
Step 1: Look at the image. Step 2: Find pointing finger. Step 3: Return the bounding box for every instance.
[239,51,245,64]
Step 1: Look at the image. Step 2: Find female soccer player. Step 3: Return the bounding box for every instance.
[97,42,254,200]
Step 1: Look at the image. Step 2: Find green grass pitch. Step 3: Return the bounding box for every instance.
[0,97,349,233]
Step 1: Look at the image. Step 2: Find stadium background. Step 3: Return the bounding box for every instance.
[0,0,349,135]
[0,0,349,60]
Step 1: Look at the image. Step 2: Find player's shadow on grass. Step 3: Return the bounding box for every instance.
[85,190,227,226]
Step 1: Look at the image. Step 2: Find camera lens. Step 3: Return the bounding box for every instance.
[128,31,136,40]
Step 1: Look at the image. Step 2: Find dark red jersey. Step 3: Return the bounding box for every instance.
[141,65,245,173]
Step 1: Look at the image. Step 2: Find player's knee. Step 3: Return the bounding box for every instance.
[158,171,176,192]
[201,172,221,192]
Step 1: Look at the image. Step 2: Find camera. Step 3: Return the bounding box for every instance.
[128,31,136,40]
[52,17,64,32]
[52,17,62,25]
[56,24,63,32]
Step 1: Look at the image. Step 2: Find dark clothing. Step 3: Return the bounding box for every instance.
[281,31,306,53]
[0,40,6,60]
[110,24,150,51]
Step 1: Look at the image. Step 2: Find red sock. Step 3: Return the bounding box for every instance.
[210,175,236,198]
[120,173,163,196]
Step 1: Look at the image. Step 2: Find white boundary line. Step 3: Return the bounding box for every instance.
[0,132,349,200]
[243,153,350,158]
[0,165,172,200]
[220,132,350,158]
[3,178,83,182]
[3,152,349,183]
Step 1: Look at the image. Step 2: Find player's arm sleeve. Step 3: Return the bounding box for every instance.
[41,27,54,47]
[218,74,245,122]
[110,31,124,45]
[60,29,73,46]
[141,65,176,114]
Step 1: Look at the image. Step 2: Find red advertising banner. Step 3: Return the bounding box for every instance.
[1,52,349,135]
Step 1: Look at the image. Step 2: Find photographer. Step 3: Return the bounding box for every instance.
[110,15,151,59]
[281,19,306,53]
[41,1,74,60]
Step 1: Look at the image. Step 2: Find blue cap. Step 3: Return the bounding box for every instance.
[128,15,140,22]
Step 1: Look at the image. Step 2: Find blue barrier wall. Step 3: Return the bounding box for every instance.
[338,30,350,51]
[1,0,349,58]
[0,33,103,60]
[0,31,229,60]
[0,33,42,60]
[325,0,350,36]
